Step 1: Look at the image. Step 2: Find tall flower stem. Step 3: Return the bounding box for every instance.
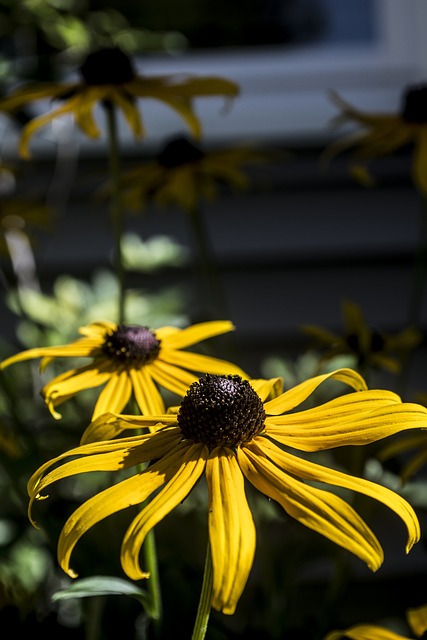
[142,527,162,629]
[105,101,126,323]
[192,538,213,640]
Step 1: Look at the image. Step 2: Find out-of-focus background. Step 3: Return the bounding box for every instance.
[0,1,427,639]
[0,0,426,379]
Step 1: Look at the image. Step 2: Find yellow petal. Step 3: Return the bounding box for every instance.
[325,624,411,640]
[58,440,190,578]
[121,442,207,579]
[162,348,248,378]
[111,86,144,137]
[238,445,384,571]
[92,371,132,420]
[129,367,166,415]
[19,95,81,159]
[149,359,197,396]
[72,89,104,138]
[0,339,97,369]
[206,447,256,615]
[255,438,420,553]
[407,603,427,637]
[161,321,235,349]
[268,397,427,454]
[264,368,367,415]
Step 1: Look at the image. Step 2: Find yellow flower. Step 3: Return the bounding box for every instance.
[322,85,427,195]
[325,602,427,640]
[117,135,266,213]
[302,299,422,374]
[28,369,427,615]
[0,320,248,421]
[0,47,239,159]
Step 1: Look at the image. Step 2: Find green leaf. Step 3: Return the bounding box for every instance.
[51,576,153,615]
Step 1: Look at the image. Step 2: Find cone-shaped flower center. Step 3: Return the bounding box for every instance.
[401,84,427,123]
[158,136,205,169]
[101,325,161,364]
[177,374,266,448]
[80,47,135,86]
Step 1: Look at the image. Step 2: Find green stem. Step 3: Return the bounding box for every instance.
[192,538,213,640]
[142,528,162,628]
[105,101,126,323]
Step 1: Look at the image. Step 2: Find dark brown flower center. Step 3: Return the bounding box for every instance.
[158,136,205,168]
[80,47,135,86]
[401,84,427,123]
[101,325,161,365]
[177,374,266,448]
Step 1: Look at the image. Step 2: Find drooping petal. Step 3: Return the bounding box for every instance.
[92,371,132,419]
[206,447,256,615]
[19,95,82,158]
[264,368,367,415]
[266,390,427,451]
[0,81,78,110]
[58,440,192,578]
[28,428,182,520]
[80,412,176,444]
[160,320,235,349]
[254,438,420,553]
[129,367,166,416]
[0,338,99,369]
[72,88,104,138]
[238,445,384,571]
[41,363,113,418]
[111,86,144,137]
[161,348,248,378]
[121,442,208,579]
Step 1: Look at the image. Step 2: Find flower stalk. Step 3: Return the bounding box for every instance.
[192,539,213,640]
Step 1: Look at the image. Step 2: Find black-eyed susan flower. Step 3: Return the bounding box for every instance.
[302,299,422,375]
[322,85,427,195]
[28,369,427,615]
[324,602,427,640]
[0,320,248,421]
[117,135,266,214]
[0,47,239,159]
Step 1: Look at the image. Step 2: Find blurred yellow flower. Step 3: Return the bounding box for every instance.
[322,85,427,195]
[0,47,239,159]
[302,299,422,374]
[28,369,427,615]
[0,319,248,421]
[325,602,427,640]
[117,135,266,214]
